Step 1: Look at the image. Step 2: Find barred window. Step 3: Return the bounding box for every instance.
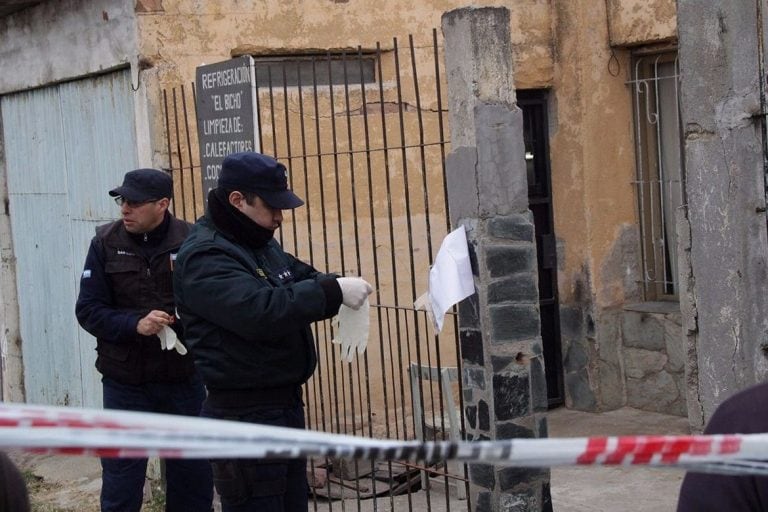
[630,51,684,300]
[252,53,376,89]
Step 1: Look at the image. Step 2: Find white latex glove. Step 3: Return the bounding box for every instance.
[331,298,370,363]
[158,325,188,355]
[336,277,373,310]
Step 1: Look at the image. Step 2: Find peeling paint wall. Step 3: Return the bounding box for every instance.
[132,0,554,171]
[0,0,137,95]
[138,0,649,414]
[607,0,676,47]
[134,0,553,88]
[549,0,644,410]
[0,0,682,413]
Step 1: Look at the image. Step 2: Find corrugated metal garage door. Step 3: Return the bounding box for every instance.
[1,69,138,407]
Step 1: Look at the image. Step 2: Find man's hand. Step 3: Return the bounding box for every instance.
[136,310,174,336]
[336,277,373,310]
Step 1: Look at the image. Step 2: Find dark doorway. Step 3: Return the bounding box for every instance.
[518,90,564,407]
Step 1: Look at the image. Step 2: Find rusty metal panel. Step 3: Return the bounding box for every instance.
[1,69,137,407]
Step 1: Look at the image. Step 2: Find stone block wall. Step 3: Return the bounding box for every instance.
[622,302,686,416]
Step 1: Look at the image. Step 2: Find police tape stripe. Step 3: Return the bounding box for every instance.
[1,403,767,475]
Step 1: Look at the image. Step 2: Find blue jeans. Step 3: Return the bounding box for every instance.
[201,403,308,512]
[101,376,213,512]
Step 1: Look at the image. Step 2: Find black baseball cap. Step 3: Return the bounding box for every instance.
[218,152,304,209]
[109,168,173,202]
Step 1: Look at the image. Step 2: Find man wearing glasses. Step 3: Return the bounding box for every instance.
[76,168,213,512]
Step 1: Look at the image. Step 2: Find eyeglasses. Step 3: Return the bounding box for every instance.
[114,196,159,208]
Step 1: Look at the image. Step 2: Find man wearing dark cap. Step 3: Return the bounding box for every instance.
[173,152,372,512]
[76,168,213,512]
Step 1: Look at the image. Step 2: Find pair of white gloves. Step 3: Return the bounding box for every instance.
[333,277,373,363]
[159,277,373,360]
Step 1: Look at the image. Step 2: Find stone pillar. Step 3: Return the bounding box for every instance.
[677,0,768,428]
[442,7,550,511]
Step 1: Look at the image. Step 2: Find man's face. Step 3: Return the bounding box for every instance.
[118,198,169,234]
[231,192,283,231]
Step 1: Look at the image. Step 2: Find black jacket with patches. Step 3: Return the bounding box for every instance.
[76,213,196,385]
[173,211,342,407]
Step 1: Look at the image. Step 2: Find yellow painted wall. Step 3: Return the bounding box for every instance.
[607,0,676,47]
[550,0,639,310]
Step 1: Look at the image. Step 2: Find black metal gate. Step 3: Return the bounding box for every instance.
[163,30,473,511]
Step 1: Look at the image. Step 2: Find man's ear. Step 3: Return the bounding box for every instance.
[228,191,243,209]
[158,197,171,210]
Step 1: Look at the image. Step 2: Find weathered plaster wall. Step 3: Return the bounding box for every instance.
[606,0,676,47]
[135,0,553,88]
[549,0,641,411]
[136,0,665,414]
[0,0,156,167]
[0,0,680,415]
[678,0,768,429]
[0,0,137,95]
[132,0,553,169]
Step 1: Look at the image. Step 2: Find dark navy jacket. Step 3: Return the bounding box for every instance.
[76,214,196,384]
[173,215,342,406]
[677,381,768,511]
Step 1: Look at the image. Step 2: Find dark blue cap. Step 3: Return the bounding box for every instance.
[109,168,173,202]
[218,152,304,210]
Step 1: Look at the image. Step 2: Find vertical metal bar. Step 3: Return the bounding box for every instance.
[267,66,279,157]
[394,36,429,510]
[171,88,187,221]
[296,59,315,265]
[295,66,322,453]
[253,61,264,156]
[340,49,364,509]
[294,59,318,501]
[411,33,454,508]
[644,76,659,293]
[374,43,403,507]
[356,45,380,503]
[653,56,669,289]
[433,28,450,236]
[180,84,197,222]
[409,35,444,505]
[191,82,201,219]
[162,89,175,217]
[326,51,345,446]
[289,66,333,509]
[310,56,331,437]
[281,62,298,256]
[633,58,651,296]
[675,54,687,207]
[375,41,407,446]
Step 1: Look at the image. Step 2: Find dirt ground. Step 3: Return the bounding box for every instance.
[11,451,102,511]
[8,406,691,512]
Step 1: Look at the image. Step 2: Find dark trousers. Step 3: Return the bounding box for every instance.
[201,403,308,512]
[101,376,213,512]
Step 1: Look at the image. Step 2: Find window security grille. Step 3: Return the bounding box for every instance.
[630,52,685,300]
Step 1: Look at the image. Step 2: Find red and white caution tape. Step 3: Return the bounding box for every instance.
[1,403,766,476]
